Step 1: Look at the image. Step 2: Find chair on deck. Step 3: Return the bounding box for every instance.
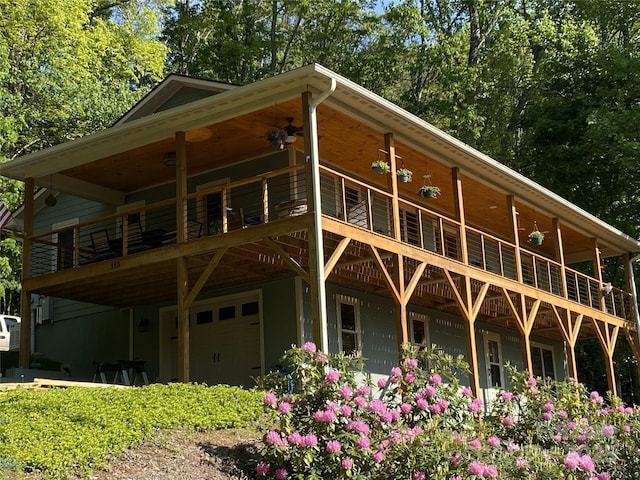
[187,220,203,240]
[90,229,116,262]
[126,221,152,253]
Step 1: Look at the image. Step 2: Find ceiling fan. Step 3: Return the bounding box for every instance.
[265,117,303,150]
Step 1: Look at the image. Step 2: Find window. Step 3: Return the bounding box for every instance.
[435,227,459,260]
[52,218,79,271]
[409,312,430,348]
[196,310,213,325]
[531,343,555,380]
[337,295,361,354]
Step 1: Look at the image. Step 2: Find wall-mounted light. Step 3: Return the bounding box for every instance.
[163,152,177,166]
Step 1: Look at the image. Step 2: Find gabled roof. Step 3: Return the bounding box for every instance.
[2,64,639,255]
[115,74,239,125]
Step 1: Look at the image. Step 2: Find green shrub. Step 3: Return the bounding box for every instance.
[0,383,262,478]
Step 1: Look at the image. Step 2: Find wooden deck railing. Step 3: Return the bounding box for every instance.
[28,163,633,322]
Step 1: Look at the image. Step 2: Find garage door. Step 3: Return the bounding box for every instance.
[161,292,262,388]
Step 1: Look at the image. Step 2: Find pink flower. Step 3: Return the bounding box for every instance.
[357,385,371,395]
[287,432,302,445]
[315,352,328,364]
[468,398,482,413]
[301,434,318,448]
[558,410,568,418]
[590,391,603,404]
[278,401,291,413]
[341,458,353,470]
[325,370,340,383]
[326,440,341,453]
[404,358,418,368]
[263,392,277,406]
[502,416,514,426]
[256,461,270,476]
[368,399,387,415]
[377,377,388,388]
[516,458,528,469]
[429,404,442,414]
[468,461,485,476]
[467,439,482,449]
[487,436,500,447]
[423,385,436,397]
[354,396,367,408]
[462,387,473,396]
[624,425,631,433]
[543,412,553,421]
[602,425,615,436]
[357,436,370,449]
[430,373,442,385]
[341,404,352,417]
[527,377,537,386]
[449,454,461,465]
[501,391,513,401]
[346,420,370,435]
[564,452,581,470]
[416,398,428,410]
[265,430,281,445]
[275,468,288,479]
[599,473,611,480]
[372,450,384,463]
[301,341,316,353]
[484,464,498,478]
[544,402,555,411]
[413,472,426,480]
[339,385,353,399]
[401,402,412,414]
[405,372,416,383]
[390,367,402,377]
[438,399,449,411]
[579,454,595,472]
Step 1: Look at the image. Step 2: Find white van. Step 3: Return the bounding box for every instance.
[0,315,20,352]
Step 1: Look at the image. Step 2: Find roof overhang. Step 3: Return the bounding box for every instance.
[3,63,639,255]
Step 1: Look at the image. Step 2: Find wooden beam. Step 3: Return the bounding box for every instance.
[385,133,401,242]
[176,131,187,243]
[591,317,619,397]
[177,256,189,382]
[369,245,401,302]
[185,247,228,308]
[263,238,309,283]
[403,262,427,305]
[19,177,35,369]
[324,237,351,280]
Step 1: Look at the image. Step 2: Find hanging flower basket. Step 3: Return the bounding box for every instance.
[371,160,390,174]
[396,168,413,183]
[418,185,441,198]
[528,230,544,245]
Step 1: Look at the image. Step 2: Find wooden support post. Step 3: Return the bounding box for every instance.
[177,256,189,382]
[175,131,189,382]
[452,168,468,265]
[19,177,35,369]
[553,218,568,298]
[176,131,187,242]
[592,318,619,397]
[444,271,488,396]
[506,195,523,283]
[592,239,606,312]
[551,306,582,381]
[385,134,401,242]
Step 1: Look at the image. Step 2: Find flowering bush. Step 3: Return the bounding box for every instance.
[257,343,640,479]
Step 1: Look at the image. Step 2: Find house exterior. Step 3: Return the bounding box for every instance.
[3,65,640,401]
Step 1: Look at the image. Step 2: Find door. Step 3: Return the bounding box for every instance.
[160,292,262,387]
[483,332,504,407]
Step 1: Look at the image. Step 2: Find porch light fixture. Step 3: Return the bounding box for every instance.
[45,175,57,207]
[163,152,177,166]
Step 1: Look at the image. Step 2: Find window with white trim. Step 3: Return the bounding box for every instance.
[337,295,361,354]
[531,343,555,380]
[409,312,430,349]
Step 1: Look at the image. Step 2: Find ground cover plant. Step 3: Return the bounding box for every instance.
[258,343,640,479]
[0,383,262,478]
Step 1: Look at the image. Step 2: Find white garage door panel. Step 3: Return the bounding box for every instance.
[161,293,262,387]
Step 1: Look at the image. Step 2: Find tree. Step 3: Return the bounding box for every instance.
[0,0,170,313]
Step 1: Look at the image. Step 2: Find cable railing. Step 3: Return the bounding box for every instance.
[29,163,634,322]
[319,165,634,323]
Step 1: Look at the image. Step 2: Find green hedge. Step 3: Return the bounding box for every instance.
[0,383,263,478]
